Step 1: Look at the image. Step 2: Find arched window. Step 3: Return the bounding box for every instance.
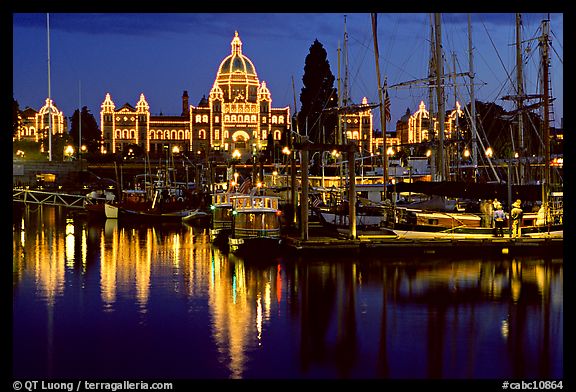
[215,129,220,140]
[171,130,177,139]
[195,114,202,123]
[178,130,183,139]
[130,130,135,138]
[352,131,359,139]
[253,131,259,139]
[224,131,229,139]
[245,115,250,122]
[262,130,267,139]
[202,115,208,123]
[262,117,267,123]
[123,130,129,138]
[157,130,163,140]
[274,130,281,140]
[231,115,237,122]
[279,115,284,124]
[185,130,190,139]
[215,116,220,123]
[224,115,230,122]
[164,130,170,139]
[272,116,277,124]
[149,131,155,139]
[251,115,256,123]
[116,130,121,138]
[199,129,206,139]
[347,131,352,139]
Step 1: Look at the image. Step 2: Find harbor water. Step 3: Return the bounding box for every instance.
[12,205,563,380]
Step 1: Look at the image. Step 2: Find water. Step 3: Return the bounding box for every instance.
[12,206,563,380]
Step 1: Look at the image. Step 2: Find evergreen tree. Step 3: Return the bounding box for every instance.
[298,39,338,144]
[70,106,101,153]
[13,98,21,138]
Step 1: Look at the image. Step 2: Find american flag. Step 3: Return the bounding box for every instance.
[384,91,391,123]
[384,85,391,123]
[238,176,252,194]
[310,194,323,208]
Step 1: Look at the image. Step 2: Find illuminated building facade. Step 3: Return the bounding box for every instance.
[100,32,291,160]
[397,100,464,145]
[16,98,67,143]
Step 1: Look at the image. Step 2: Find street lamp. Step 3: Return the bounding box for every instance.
[64,145,74,161]
[485,147,493,159]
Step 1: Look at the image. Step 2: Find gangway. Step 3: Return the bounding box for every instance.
[13,188,87,209]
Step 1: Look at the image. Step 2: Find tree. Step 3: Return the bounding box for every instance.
[298,39,338,144]
[69,106,101,153]
[13,98,22,138]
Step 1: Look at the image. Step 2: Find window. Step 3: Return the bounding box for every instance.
[215,129,220,140]
[272,116,277,124]
[274,130,281,140]
[164,130,170,139]
[347,131,352,139]
[178,130,184,139]
[352,131,359,139]
[157,130,163,140]
[279,115,284,124]
[172,130,177,139]
[203,115,208,123]
[195,114,202,123]
[224,115,230,122]
[130,130,135,139]
[231,115,237,122]
[199,129,206,139]
[262,117,267,123]
[123,130,128,138]
[149,131,155,139]
[251,115,256,123]
[245,115,250,122]
[215,116,220,123]
[224,131,229,139]
[253,131,259,139]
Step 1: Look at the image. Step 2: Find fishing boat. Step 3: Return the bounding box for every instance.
[208,192,237,246]
[228,195,282,256]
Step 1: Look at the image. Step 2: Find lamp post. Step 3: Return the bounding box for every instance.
[64,145,74,161]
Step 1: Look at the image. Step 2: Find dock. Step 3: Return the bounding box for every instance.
[281,224,563,257]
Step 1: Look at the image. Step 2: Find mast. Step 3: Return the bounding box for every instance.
[47,13,53,162]
[434,13,446,181]
[428,14,436,179]
[371,13,388,196]
[516,13,525,184]
[79,80,82,159]
[540,18,551,206]
[468,14,478,180]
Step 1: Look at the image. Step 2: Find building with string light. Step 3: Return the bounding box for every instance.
[15,98,67,146]
[99,32,291,161]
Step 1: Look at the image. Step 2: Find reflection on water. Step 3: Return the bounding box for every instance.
[13,206,563,379]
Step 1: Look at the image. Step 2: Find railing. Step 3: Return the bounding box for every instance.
[13,188,87,209]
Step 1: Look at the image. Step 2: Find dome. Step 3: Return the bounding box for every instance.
[216,31,259,89]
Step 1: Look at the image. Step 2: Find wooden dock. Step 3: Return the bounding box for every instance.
[281,229,563,258]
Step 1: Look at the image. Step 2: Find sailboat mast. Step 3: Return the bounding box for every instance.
[468,14,478,179]
[371,13,388,195]
[47,13,53,162]
[434,13,446,181]
[428,15,436,179]
[516,13,525,184]
[540,18,551,205]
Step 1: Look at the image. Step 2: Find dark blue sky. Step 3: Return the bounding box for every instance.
[13,13,563,133]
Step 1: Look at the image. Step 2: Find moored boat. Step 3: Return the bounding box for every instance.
[228,195,282,256]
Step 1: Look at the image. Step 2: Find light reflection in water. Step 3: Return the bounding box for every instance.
[12,206,562,379]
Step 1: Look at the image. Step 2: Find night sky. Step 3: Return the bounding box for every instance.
[12,13,563,132]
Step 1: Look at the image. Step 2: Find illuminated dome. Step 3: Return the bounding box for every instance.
[215,31,260,103]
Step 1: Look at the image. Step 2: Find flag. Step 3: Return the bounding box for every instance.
[384,89,391,123]
[238,176,252,194]
[310,194,323,208]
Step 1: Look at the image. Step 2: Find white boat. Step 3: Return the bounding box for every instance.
[228,195,282,256]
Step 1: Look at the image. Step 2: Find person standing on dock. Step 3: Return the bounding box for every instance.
[493,202,506,237]
[510,199,523,238]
